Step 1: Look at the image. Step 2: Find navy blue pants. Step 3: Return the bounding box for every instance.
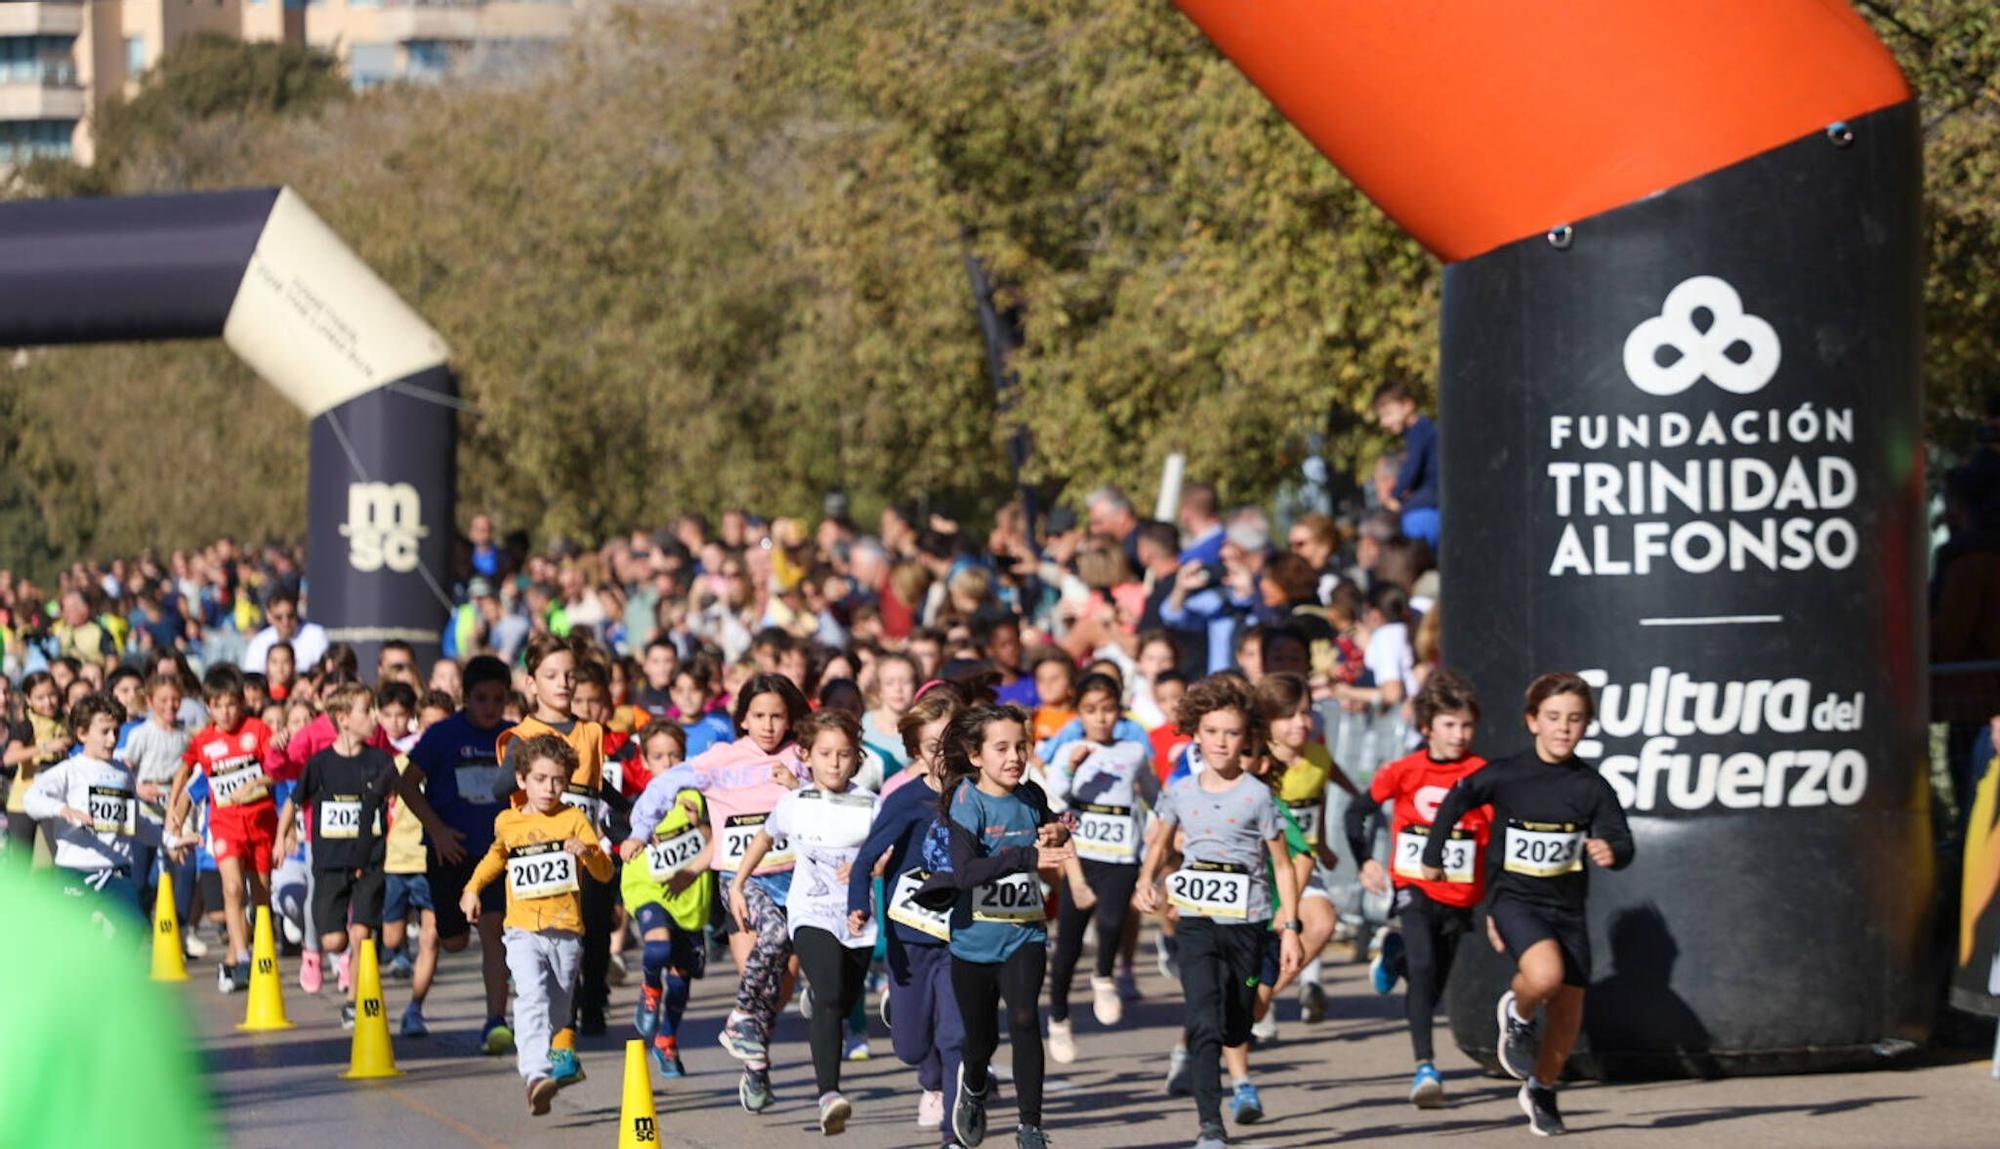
[889,935,966,1143]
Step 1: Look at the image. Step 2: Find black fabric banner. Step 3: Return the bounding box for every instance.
[1437,101,1930,1076]
[307,366,458,670]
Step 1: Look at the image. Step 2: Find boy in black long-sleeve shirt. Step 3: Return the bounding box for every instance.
[1423,672,1633,1137]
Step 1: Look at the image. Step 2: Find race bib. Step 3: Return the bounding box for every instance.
[1503,822,1585,879]
[1394,825,1477,884]
[971,872,1047,924]
[799,790,878,848]
[506,841,579,899]
[210,760,266,806]
[1166,860,1254,920]
[559,784,606,828]
[1073,803,1137,863]
[1286,798,1323,846]
[87,785,136,837]
[645,826,705,881]
[319,796,364,840]
[887,867,951,942]
[718,813,792,873]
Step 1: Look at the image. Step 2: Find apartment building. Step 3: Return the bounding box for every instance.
[0,0,578,166]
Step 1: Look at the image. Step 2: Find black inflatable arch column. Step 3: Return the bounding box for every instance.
[0,187,456,668]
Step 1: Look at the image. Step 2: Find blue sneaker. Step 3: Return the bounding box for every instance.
[481,1017,515,1056]
[1410,1062,1445,1108]
[719,1017,767,1062]
[1227,1080,1264,1125]
[651,1037,685,1078]
[549,1047,585,1087]
[634,986,662,1039]
[1371,929,1405,995]
[739,1066,774,1114]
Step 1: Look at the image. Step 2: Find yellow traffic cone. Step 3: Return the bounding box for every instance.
[616,1039,661,1148]
[237,905,294,1031]
[341,939,403,1079]
[150,869,188,982]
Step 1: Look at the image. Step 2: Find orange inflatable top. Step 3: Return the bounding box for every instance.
[1173,0,1910,262]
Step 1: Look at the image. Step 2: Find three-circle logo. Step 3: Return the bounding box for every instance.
[1622,275,1780,397]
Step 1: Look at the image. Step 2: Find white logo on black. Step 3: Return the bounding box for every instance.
[1623,275,1780,397]
[339,482,426,574]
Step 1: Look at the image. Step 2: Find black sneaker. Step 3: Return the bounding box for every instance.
[953,1062,989,1147]
[1519,1083,1565,1137]
[1193,1123,1228,1149]
[1015,1124,1050,1149]
[1496,991,1540,1081]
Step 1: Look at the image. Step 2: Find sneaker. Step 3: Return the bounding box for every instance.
[340,1001,357,1030]
[217,963,241,995]
[482,1017,516,1056]
[651,1036,685,1078]
[1520,1082,1565,1136]
[182,929,210,959]
[636,985,663,1038]
[1228,1080,1264,1125]
[1155,934,1179,982]
[739,1067,775,1114]
[527,1075,558,1116]
[579,1006,607,1037]
[401,1002,429,1038]
[1091,976,1123,1026]
[385,952,415,981]
[1250,1011,1278,1046]
[844,1033,872,1062]
[298,950,323,994]
[819,1092,853,1135]
[549,1047,585,1087]
[1496,991,1540,1082]
[1371,929,1405,995]
[798,984,815,1020]
[1410,1062,1444,1108]
[1117,969,1140,1003]
[1047,1018,1077,1064]
[1299,980,1326,1024]
[335,950,352,995]
[608,952,629,986]
[917,1089,945,1130]
[1194,1123,1228,1149]
[1015,1124,1050,1149]
[719,1017,767,1062]
[1165,1044,1192,1097]
[953,1061,989,1147]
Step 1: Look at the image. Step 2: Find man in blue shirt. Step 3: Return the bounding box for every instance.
[1373,380,1440,547]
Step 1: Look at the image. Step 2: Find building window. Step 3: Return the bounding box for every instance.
[125,35,146,78]
[0,120,76,164]
[405,39,453,79]
[0,35,79,86]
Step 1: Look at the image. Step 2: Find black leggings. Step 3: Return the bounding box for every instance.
[795,926,871,1095]
[4,807,36,866]
[1049,860,1139,1022]
[952,943,1047,1126]
[1399,887,1474,1063]
[576,870,614,1020]
[1178,918,1264,1129]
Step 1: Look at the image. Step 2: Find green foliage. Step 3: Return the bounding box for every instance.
[0,2,1992,579]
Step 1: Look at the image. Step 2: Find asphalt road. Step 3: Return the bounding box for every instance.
[186,936,1999,1149]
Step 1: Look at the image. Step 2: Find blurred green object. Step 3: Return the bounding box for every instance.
[0,865,216,1148]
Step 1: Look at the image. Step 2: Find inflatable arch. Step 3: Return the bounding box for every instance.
[1172,1,1931,1074]
[0,187,456,668]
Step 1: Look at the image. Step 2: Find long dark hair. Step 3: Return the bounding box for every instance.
[936,702,1032,812]
[731,672,812,739]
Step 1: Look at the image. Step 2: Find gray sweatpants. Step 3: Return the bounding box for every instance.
[504,927,582,1082]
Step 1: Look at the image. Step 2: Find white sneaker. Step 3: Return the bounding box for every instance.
[1251,1011,1279,1045]
[917,1089,945,1129]
[182,929,209,959]
[1090,976,1123,1026]
[608,952,629,986]
[819,1092,852,1135]
[1047,1018,1077,1064]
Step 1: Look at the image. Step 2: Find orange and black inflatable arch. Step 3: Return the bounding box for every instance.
[1174,1,1930,1074]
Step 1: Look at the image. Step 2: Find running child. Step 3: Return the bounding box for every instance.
[735,709,877,1135]
[1045,672,1159,1062]
[376,681,433,993]
[849,678,971,1137]
[617,721,710,1077]
[1422,672,1633,1136]
[24,691,156,929]
[1135,676,1304,1149]
[4,670,71,865]
[1351,668,1490,1108]
[121,673,189,921]
[275,683,411,1029]
[168,667,278,993]
[459,733,615,1116]
[923,702,1072,1149]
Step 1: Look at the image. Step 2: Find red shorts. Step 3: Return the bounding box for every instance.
[209,802,279,875]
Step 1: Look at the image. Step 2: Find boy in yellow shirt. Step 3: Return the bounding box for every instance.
[459,733,615,1115]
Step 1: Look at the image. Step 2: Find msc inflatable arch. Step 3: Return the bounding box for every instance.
[1172,1,1929,1074]
[0,187,456,669]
